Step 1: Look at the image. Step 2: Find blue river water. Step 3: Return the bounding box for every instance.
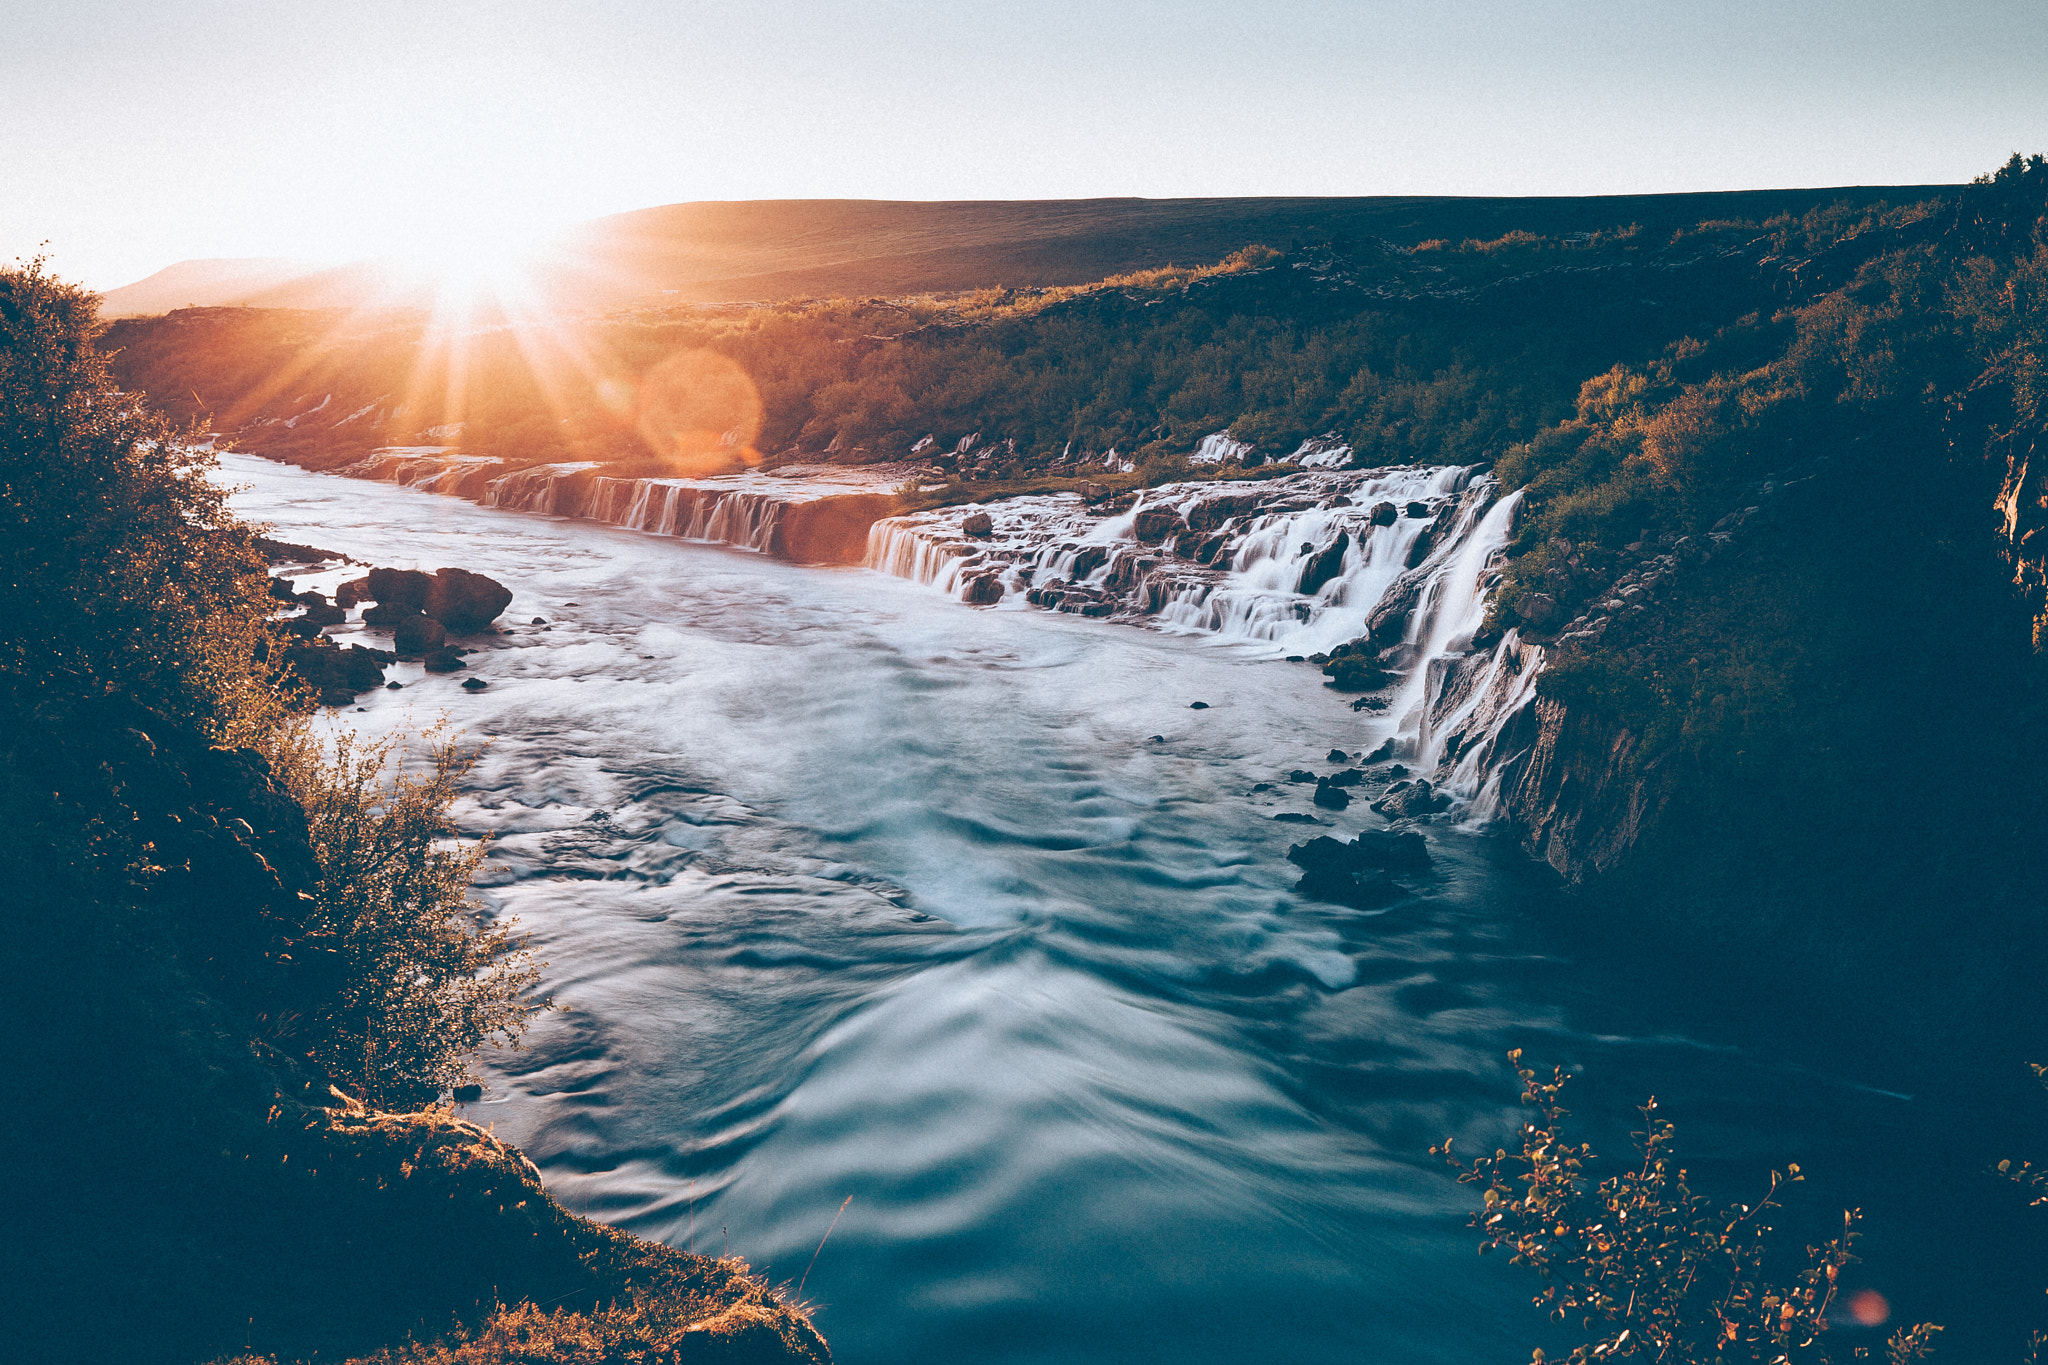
[226,453,2029,1363]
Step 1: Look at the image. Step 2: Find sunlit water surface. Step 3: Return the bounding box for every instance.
[226,454,2000,1363]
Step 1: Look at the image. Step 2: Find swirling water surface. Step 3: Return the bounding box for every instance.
[226,454,2015,1362]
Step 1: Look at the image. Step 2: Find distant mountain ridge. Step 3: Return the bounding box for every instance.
[97,257,332,317]
[104,187,1955,317]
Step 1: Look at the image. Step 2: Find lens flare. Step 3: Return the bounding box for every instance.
[633,349,763,475]
[1847,1289,1890,1327]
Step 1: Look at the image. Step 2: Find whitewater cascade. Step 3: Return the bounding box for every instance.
[339,449,904,561]
[864,467,1548,816]
[335,447,1548,816]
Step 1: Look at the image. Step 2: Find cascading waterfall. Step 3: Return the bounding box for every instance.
[864,466,1546,815]
[339,449,890,557]
[334,446,1549,815]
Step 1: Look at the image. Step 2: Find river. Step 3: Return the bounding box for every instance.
[224,452,2031,1362]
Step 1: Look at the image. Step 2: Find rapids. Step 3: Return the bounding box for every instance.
[225,453,2011,1363]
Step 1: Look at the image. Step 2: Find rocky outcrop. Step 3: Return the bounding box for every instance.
[1495,698,1669,884]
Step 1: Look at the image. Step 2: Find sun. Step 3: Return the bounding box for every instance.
[387,213,552,314]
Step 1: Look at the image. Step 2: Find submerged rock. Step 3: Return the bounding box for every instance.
[1287,829,1430,907]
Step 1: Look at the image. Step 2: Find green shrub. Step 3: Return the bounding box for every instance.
[268,722,543,1108]
[0,259,288,741]
[1436,1052,1940,1364]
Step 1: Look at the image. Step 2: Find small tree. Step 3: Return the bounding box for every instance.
[272,722,543,1108]
[1435,1051,1940,1363]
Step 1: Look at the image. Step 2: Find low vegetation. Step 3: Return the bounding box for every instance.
[1439,1053,1944,1364]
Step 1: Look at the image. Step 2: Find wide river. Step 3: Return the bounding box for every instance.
[226,453,2025,1362]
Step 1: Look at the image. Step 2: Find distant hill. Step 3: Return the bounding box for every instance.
[227,188,1953,313]
[97,257,330,317]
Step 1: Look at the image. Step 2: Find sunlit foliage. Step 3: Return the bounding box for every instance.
[267,722,542,1109]
[1436,1052,1941,1364]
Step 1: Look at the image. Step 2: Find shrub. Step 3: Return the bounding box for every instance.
[1435,1051,1940,1364]
[0,257,280,741]
[268,722,542,1108]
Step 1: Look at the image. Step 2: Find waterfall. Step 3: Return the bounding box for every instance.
[863,466,1548,818]
[339,450,874,558]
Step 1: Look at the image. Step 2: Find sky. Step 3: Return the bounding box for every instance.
[5,0,2045,289]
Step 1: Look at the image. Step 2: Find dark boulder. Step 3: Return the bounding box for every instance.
[962,575,1004,605]
[358,566,512,632]
[1327,768,1364,788]
[1296,531,1351,595]
[1069,546,1110,580]
[1287,770,1317,784]
[1272,812,1321,824]
[1363,739,1395,763]
[391,615,448,657]
[1133,505,1184,543]
[1327,749,1350,763]
[461,677,490,691]
[1371,778,1451,818]
[422,648,467,674]
[360,602,413,627]
[1189,701,1210,709]
[267,576,298,601]
[1369,501,1399,526]
[426,568,514,632]
[1322,655,1388,691]
[300,600,346,627]
[284,640,387,695]
[961,512,994,538]
[366,567,434,612]
[1312,780,1351,810]
[1286,830,1428,907]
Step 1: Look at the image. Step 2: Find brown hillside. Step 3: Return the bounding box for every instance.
[191,188,1948,313]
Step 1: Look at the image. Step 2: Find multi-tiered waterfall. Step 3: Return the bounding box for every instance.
[864,467,1547,815]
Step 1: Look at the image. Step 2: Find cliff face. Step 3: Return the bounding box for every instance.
[1497,697,1667,886]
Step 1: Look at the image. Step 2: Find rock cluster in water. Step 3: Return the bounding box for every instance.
[1287,829,1431,908]
[270,561,515,705]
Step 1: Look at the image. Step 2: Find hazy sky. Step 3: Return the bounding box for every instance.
[7,0,2044,287]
